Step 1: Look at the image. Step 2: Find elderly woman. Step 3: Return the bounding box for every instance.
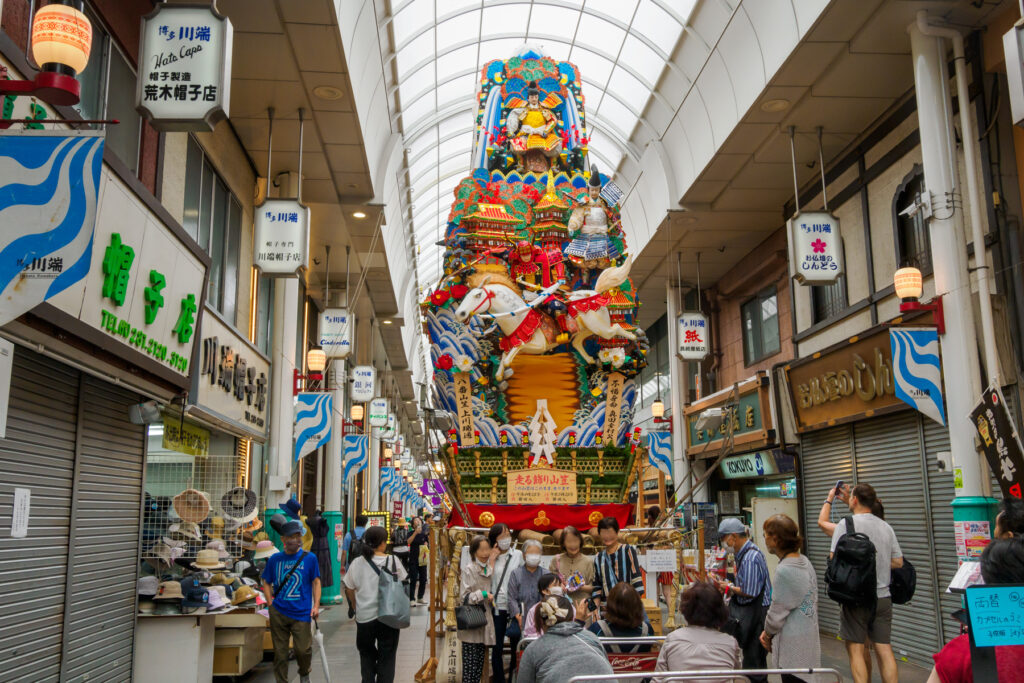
[507,539,550,633]
[459,535,496,683]
[655,582,742,683]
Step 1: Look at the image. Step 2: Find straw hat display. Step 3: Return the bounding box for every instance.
[206,540,231,562]
[206,585,231,612]
[221,487,258,524]
[252,540,278,561]
[168,522,202,542]
[155,581,184,601]
[231,584,260,607]
[172,489,211,524]
[146,541,173,571]
[191,548,226,570]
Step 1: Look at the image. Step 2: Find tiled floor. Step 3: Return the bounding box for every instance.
[236,602,931,683]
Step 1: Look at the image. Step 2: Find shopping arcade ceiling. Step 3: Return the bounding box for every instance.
[376,0,697,290]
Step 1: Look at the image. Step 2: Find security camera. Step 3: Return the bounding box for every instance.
[129,400,162,425]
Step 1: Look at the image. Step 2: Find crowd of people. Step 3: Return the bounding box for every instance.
[332,487,1024,683]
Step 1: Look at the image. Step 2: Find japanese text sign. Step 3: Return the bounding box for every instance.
[319,308,352,358]
[787,211,844,285]
[137,4,232,131]
[970,384,1024,499]
[642,549,678,572]
[677,312,709,360]
[162,416,210,456]
[369,397,389,427]
[506,466,577,504]
[604,372,625,448]
[965,585,1024,647]
[454,372,474,446]
[351,365,375,403]
[195,306,270,440]
[253,199,310,277]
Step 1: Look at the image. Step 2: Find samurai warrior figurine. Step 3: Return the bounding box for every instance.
[566,165,619,269]
[507,81,561,169]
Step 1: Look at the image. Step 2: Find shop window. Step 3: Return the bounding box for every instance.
[893,166,932,273]
[73,5,141,173]
[255,275,275,355]
[184,137,242,321]
[741,287,780,365]
[811,277,847,324]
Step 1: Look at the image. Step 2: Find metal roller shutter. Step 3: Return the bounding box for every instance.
[799,425,853,637]
[853,413,942,668]
[923,417,959,645]
[60,375,145,681]
[0,348,80,682]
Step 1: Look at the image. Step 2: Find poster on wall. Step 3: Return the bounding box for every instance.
[253,199,310,277]
[0,131,105,327]
[136,4,233,131]
[787,211,844,285]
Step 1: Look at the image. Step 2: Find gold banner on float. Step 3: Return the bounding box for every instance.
[507,466,577,504]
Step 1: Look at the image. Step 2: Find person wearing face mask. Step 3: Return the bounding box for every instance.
[486,523,523,683]
[552,525,595,602]
[459,535,496,683]
[522,574,564,638]
[713,517,771,683]
[507,539,550,636]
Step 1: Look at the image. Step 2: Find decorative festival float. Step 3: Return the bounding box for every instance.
[420,47,652,532]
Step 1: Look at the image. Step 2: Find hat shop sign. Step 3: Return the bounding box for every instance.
[136,4,233,131]
[194,306,270,441]
[253,199,310,277]
[787,211,844,285]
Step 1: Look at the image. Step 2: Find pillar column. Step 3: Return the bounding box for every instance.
[268,277,299,509]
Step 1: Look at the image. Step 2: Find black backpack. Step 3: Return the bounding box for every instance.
[347,530,367,568]
[392,526,410,547]
[890,557,917,605]
[825,515,877,605]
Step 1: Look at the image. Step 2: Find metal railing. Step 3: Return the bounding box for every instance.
[516,636,667,654]
[567,668,844,682]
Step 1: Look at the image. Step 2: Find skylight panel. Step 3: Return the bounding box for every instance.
[392,1,434,49]
[619,34,664,86]
[436,44,478,82]
[569,46,613,87]
[631,1,681,55]
[396,30,435,81]
[533,40,571,61]
[482,4,528,39]
[606,67,649,109]
[477,38,525,70]
[436,74,477,110]
[438,109,474,140]
[401,93,437,132]
[576,13,626,55]
[400,62,437,102]
[597,96,638,139]
[584,0,638,24]
[528,4,581,38]
[436,10,480,52]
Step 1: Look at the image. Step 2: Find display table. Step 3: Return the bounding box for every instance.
[134,614,216,683]
[213,611,267,676]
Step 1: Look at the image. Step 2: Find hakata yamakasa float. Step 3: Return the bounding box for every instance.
[420,47,652,532]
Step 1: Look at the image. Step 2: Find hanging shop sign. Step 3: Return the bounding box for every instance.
[719,449,794,479]
[506,465,577,504]
[162,416,210,456]
[684,372,774,460]
[42,167,207,388]
[253,199,310,277]
[318,308,352,358]
[1004,24,1024,128]
[376,413,397,442]
[343,434,369,485]
[136,4,233,131]
[783,325,902,433]
[890,327,945,426]
[351,365,375,403]
[0,131,104,327]
[787,211,844,285]
[192,306,270,441]
[970,384,1024,499]
[677,312,709,360]
[294,392,332,461]
[369,397,389,427]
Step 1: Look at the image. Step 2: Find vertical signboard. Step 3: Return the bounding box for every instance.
[787,211,844,284]
[369,397,389,427]
[677,312,709,360]
[253,199,310,277]
[970,384,1024,499]
[604,372,625,447]
[454,372,474,447]
[319,308,352,358]
[136,4,233,131]
[351,366,375,403]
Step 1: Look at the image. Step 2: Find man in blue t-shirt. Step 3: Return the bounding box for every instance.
[262,520,321,683]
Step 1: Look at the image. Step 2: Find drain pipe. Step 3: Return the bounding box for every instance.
[916,11,1001,386]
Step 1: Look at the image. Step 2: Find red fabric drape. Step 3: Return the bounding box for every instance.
[448,503,633,532]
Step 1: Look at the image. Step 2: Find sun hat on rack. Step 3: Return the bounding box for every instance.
[206,585,231,611]
[180,576,210,607]
[268,513,287,534]
[172,489,211,524]
[231,584,260,607]
[222,487,259,524]
[168,521,203,542]
[192,548,226,570]
[280,497,302,520]
[252,540,279,561]
[146,541,173,571]
[206,539,231,562]
[138,575,159,597]
[155,580,184,601]
[240,516,263,534]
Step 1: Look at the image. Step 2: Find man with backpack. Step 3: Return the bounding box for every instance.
[713,517,772,683]
[828,483,903,683]
[391,517,412,576]
[342,514,369,572]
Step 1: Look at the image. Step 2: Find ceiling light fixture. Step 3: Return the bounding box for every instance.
[352,211,366,219]
[760,98,790,113]
[381,319,393,325]
[312,85,344,101]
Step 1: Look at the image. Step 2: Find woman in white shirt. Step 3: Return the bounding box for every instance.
[487,523,522,683]
[343,525,408,683]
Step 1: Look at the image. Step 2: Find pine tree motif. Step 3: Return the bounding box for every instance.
[529,399,558,466]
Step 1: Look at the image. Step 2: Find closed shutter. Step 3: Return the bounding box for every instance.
[798,425,853,636]
[853,413,942,667]
[0,348,79,682]
[60,375,145,681]
[923,417,960,644]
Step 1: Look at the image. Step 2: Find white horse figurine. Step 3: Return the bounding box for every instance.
[455,256,636,380]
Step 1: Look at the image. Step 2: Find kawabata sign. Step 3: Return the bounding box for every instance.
[787,211,844,285]
[677,312,709,360]
[369,398,389,427]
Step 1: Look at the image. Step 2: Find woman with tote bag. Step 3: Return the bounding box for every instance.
[458,535,496,683]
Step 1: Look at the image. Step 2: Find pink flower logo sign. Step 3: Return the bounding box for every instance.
[811,238,827,253]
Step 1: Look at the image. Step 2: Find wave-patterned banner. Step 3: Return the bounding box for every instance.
[294,393,332,461]
[0,132,105,326]
[648,432,673,477]
[890,327,945,426]
[343,434,369,488]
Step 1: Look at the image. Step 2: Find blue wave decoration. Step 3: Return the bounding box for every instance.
[890,328,945,426]
[343,434,369,488]
[648,432,673,477]
[0,132,104,325]
[294,393,332,461]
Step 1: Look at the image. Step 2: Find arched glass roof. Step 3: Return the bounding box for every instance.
[379,0,696,289]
